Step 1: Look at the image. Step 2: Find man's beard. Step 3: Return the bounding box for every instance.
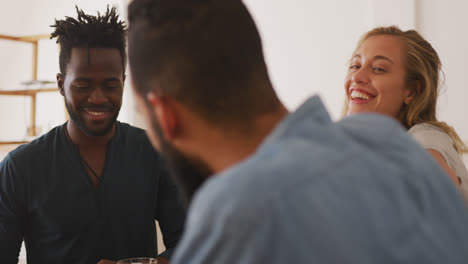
[147,106,211,206]
[65,96,120,137]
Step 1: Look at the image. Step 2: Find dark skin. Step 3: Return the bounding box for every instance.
[57,47,124,187]
[57,48,169,263]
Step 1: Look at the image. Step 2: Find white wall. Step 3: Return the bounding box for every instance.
[416,0,468,163]
[6,1,466,144]
[1,2,466,186]
[0,0,36,141]
[125,0,372,127]
[0,0,129,141]
[123,0,468,150]
[242,0,468,163]
[242,0,370,119]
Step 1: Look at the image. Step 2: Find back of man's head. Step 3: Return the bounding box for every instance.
[128,0,281,128]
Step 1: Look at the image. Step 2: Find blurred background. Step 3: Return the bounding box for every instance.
[1,0,467,151]
[0,0,467,262]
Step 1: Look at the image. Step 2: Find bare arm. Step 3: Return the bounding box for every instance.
[427,149,460,187]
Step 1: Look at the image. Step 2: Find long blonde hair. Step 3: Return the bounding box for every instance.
[343,26,467,154]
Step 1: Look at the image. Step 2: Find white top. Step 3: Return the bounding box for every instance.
[409,123,468,206]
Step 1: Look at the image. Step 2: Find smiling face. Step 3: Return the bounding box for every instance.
[345,35,414,118]
[59,48,124,136]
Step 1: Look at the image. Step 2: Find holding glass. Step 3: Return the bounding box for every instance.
[117,257,158,264]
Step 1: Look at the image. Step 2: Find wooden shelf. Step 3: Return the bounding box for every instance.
[0,141,29,145]
[0,34,50,43]
[0,34,57,140]
[0,88,57,141]
[0,88,57,96]
[0,34,50,81]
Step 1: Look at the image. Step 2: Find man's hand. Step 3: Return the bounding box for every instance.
[157,256,169,264]
[98,258,168,264]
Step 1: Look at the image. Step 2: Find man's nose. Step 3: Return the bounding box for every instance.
[88,87,107,104]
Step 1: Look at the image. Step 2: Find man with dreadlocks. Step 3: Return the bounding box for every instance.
[0,6,185,264]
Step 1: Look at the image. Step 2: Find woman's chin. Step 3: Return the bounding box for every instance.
[347,107,371,116]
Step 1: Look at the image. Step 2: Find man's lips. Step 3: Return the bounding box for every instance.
[82,107,113,121]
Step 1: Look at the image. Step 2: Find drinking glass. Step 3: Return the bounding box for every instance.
[117,257,158,264]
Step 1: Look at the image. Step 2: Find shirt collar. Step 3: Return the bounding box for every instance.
[258,95,332,150]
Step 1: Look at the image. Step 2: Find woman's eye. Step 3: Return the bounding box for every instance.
[374,67,385,72]
[349,65,360,70]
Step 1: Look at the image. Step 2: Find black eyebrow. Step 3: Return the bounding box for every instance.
[73,77,91,82]
[104,77,122,82]
[72,77,121,83]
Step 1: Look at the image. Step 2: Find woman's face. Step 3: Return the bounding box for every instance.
[345,35,414,118]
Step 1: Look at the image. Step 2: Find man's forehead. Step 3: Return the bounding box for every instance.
[67,47,123,74]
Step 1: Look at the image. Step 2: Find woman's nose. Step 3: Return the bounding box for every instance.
[351,67,369,84]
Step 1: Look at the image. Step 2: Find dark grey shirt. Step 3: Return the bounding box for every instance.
[0,122,186,264]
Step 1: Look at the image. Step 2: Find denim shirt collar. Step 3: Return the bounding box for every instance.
[259,95,332,151]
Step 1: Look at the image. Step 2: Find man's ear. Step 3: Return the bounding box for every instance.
[405,80,421,105]
[146,92,179,141]
[57,73,65,96]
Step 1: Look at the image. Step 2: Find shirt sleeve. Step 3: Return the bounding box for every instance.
[0,155,26,264]
[154,159,186,260]
[409,125,457,169]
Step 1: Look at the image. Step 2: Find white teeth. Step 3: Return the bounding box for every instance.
[350,90,371,100]
[88,111,105,116]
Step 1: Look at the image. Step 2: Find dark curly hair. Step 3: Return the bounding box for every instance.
[50,5,127,74]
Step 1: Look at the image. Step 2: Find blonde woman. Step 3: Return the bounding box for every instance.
[344,26,468,205]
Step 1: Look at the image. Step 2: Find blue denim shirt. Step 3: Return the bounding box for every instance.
[173,96,468,264]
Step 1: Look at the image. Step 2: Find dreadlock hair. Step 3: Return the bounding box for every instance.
[50,5,127,74]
